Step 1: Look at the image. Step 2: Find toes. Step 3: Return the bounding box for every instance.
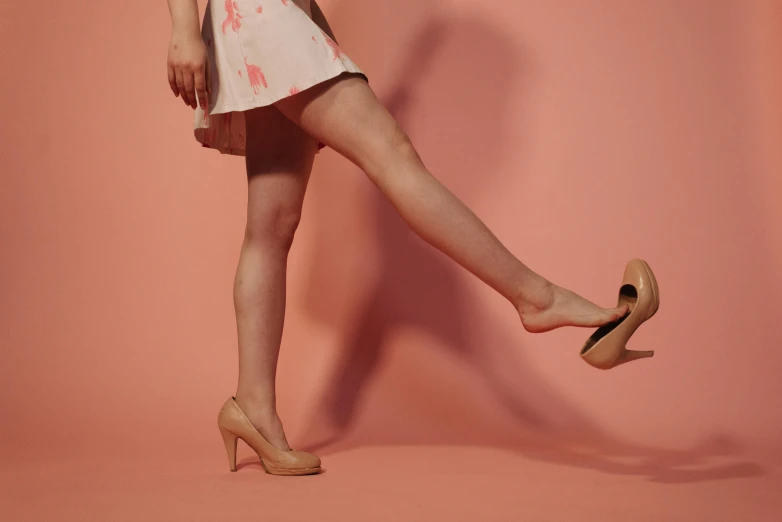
[599,306,626,324]
[613,305,629,317]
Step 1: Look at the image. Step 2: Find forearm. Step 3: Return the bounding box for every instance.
[311,0,338,44]
[167,0,201,36]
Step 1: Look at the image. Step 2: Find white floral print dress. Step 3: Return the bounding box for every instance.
[193,0,368,156]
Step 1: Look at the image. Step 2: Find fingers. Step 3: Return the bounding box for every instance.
[183,68,196,109]
[175,68,189,107]
[168,44,209,109]
[167,64,179,97]
[172,64,207,109]
[194,63,208,111]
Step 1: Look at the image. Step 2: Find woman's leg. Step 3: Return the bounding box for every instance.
[273,74,626,333]
[232,104,318,451]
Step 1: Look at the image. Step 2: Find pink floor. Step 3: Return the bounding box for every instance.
[3,443,780,521]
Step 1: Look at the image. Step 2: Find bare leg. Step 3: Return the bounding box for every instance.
[232,104,317,451]
[274,74,626,333]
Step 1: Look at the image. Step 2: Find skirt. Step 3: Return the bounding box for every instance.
[193,0,369,156]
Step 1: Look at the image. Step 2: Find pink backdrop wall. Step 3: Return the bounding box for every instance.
[1,0,780,466]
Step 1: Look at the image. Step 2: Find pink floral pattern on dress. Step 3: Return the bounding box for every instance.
[222,0,243,34]
[244,57,268,94]
[319,29,344,61]
[194,0,368,156]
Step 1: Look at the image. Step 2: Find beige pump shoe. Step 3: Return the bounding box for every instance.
[580,259,659,370]
[217,397,321,475]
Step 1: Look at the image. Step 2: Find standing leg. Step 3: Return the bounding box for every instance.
[232,104,318,451]
[274,74,627,333]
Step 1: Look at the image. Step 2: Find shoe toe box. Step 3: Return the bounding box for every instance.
[290,450,321,469]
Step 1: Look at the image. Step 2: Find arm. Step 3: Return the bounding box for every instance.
[167,0,200,37]
[311,0,338,44]
[166,0,209,110]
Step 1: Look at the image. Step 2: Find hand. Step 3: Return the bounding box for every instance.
[167,29,210,110]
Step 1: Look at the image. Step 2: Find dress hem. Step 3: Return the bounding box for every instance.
[194,69,369,157]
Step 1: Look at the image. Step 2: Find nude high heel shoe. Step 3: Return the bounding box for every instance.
[580,259,659,370]
[217,397,321,475]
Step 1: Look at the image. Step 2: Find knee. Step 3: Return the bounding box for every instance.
[363,123,421,178]
[388,124,420,162]
[244,207,302,250]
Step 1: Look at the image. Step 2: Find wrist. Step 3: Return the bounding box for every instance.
[172,22,202,40]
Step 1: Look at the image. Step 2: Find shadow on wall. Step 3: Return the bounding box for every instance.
[293,0,765,483]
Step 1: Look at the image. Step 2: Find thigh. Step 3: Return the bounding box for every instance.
[272,74,414,176]
[243,104,318,225]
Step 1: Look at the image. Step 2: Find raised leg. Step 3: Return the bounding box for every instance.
[232,104,318,451]
[274,74,626,333]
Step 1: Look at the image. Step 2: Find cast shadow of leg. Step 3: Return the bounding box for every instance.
[298,1,767,484]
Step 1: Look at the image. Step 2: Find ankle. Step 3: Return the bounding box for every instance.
[514,278,556,316]
[234,390,277,413]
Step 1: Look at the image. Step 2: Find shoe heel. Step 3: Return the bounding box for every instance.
[219,426,238,472]
[619,348,654,366]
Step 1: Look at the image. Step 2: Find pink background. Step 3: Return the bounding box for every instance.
[1,0,781,520]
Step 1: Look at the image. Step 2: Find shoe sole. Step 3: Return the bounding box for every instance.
[260,460,321,476]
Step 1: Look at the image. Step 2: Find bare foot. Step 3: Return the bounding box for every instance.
[517,282,628,333]
[233,394,292,452]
